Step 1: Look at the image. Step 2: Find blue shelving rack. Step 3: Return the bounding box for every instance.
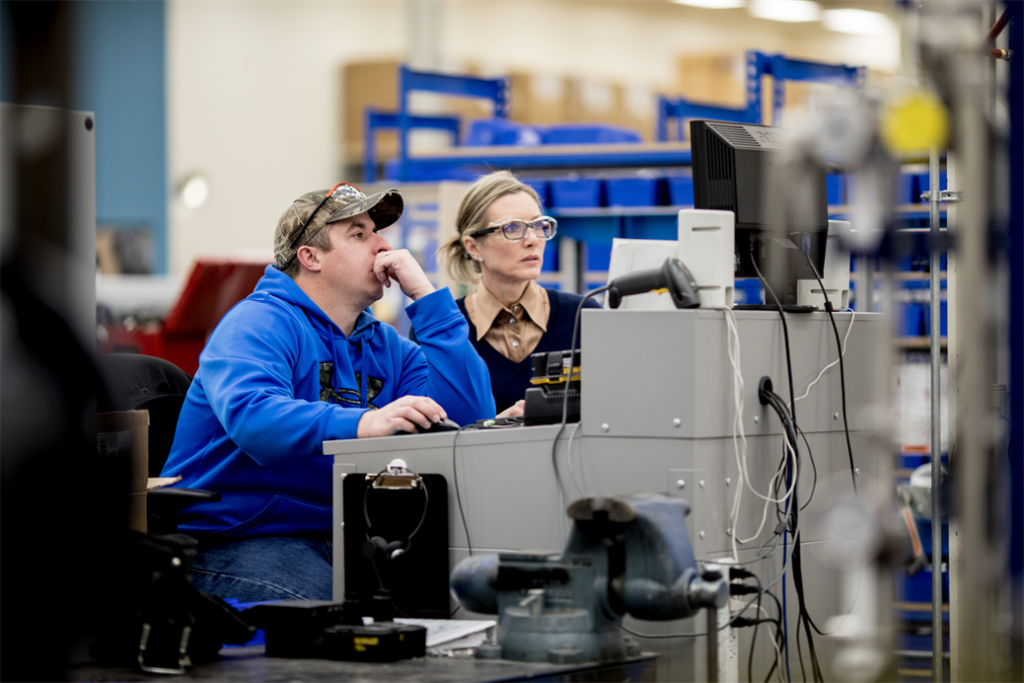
[657,50,865,141]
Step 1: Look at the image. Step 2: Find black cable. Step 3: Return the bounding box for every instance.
[803,252,858,493]
[761,382,803,683]
[451,426,473,558]
[797,427,818,511]
[549,285,610,532]
[749,576,765,683]
[750,247,798,436]
[795,611,807,682]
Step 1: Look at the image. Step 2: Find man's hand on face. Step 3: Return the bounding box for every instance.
[373,249,435,301]
[357,395,447,437]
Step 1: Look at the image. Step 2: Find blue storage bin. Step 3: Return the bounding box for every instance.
[521,178,549,208]
[543,123,642,145]
[605,177,665,207]
[923,298,948,337]
[899,565,949,604]
[586,243,613,272]
[540,239,559,273]
[550,177,603,208]
[734,278,762,305]
[917,170,948,196]
[464,118,543,146]
[897,302,925,336]
[826,173,845,205]
[667,175,694,206]
[898,172,916,204]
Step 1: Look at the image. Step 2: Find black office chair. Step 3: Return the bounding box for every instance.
[96,353,220,535]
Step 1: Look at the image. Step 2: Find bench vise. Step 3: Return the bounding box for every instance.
[450,494,727,663]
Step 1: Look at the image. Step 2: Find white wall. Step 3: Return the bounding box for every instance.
[168,0,900,274]
[167,0,406,273]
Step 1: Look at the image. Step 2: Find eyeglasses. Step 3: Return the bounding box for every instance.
[468,216,558,242]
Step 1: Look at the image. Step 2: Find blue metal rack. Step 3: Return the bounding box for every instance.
[656,50,866,142]
[395,65,509,182]
[365,53,865,181]
[363,109,460,183]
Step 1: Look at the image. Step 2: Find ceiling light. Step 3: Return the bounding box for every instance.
[823,8,894,35]
[671,0,746,8]
[749,0,821,23]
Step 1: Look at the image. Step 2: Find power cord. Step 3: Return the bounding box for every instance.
[451,425,474,558]
[550,285,611,542]
[803,252,858,493]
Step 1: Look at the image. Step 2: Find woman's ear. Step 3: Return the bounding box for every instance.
[463,235,480,261]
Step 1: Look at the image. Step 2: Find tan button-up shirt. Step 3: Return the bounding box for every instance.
[464,280,550,363]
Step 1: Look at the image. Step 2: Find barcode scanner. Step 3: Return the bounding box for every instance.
[607,257,700,309]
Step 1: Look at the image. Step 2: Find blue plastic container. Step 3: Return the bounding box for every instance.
[923,298,948,337]
[897,302,925,337]
[897,172,917,204]
[734,278,762,305]
[586,242,613,272]
[550,177,603,208]
[826,173,846,205]
[898,563,949,612]
[542,123,642,145]
[521,178,550,208]
[916,170,948,197]
[464,118,543,147]
[605,177,665,207]
[667,175,695,206]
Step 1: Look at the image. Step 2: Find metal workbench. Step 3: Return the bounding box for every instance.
[325,308,890,681]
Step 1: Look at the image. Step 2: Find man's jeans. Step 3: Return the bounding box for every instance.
[191,536,333,602]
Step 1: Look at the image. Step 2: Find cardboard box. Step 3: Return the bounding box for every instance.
[508,71,569,126]
[97,410,149,533]
[673,53,748,108]
[342,59,401,164]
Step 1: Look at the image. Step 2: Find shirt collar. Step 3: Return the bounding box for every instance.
[466,280,549,341]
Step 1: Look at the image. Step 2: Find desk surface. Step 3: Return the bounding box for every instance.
[67,647,657,682]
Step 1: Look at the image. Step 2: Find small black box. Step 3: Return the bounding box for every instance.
[265,622,426,662]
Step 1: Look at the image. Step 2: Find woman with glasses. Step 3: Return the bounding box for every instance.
[438,171,601,416]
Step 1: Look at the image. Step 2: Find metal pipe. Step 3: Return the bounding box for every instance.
[928,145,943,683]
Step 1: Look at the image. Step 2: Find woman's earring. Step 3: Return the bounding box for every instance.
[474,256,483,262]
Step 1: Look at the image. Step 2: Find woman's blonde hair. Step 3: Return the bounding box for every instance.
[439,170,542,284]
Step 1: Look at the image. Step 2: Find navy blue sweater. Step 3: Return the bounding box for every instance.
[456,289,601,413]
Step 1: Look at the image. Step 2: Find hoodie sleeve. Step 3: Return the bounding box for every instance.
[398,288,496,425]
[200,300,367,465]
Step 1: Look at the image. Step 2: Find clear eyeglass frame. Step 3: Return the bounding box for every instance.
[469,216,558,242]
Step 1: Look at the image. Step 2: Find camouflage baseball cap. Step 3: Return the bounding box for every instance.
[274,183,404,269]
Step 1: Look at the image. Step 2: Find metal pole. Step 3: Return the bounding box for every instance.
[928,145,943,683]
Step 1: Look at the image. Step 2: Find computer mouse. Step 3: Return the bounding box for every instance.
[396,417,461,435]
[424,417,461,433]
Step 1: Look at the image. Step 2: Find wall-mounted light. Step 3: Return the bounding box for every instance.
[823,8,894,35]
[179,173,209,209]
[671,0,746,8]
[748,0,820,23]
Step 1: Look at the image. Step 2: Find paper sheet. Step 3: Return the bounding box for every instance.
[393,618,495,650]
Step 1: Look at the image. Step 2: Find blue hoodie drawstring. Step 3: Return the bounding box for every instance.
[358,337,370,408]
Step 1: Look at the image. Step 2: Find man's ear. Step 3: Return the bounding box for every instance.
[295,244,323,272]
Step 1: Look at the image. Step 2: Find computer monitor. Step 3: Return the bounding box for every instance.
[690,119,828,307]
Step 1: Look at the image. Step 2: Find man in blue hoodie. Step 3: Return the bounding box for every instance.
[161,182,495,601]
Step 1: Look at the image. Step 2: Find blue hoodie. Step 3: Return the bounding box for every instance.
[162,265,495,539]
